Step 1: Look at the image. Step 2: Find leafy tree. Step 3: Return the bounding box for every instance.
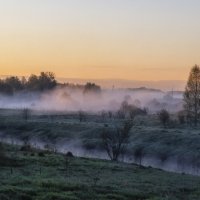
[0,80,13,95]
[5,76,23,92]
[21,76,27,87]
[0,72,57,94]
[26,72,57,91]
[38,72,57,91]
[83,82,101,94]
[26,74,39,91]
[101,120,133,161]
[184,65,200,126]
[0,76,23,94]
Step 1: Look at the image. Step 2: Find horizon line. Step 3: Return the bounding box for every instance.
[0,74,187,82]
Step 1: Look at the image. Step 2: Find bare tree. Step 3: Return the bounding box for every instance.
[184,65,200,126]
[101,120,133,161]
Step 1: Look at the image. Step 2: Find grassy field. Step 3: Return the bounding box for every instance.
[1,109,200,174]
[1,144,200,200]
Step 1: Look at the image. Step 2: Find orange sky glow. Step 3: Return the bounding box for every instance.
[0,1,200,82]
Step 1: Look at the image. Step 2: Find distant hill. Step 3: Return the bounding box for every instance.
[127,87,163,93]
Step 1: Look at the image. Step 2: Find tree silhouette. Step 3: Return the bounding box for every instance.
[26,74,39,91]
[38,72,57,91]
[83,82,101,94]
[184,65,200,126]
[0,72,57,94]
[101,120,133,161]
[27,72,57,91]
[5,76,23,92]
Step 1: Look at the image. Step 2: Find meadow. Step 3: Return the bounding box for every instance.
[1,143,200,200]
[1,109,200,175]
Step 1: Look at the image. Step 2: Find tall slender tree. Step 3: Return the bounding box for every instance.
[184,65,200,126]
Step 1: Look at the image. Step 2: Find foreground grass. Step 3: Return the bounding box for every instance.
[1,144,200,200]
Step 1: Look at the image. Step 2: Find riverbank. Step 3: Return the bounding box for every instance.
[1,143,200,200]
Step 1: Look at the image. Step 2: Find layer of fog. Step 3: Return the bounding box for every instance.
[0,86,184,113]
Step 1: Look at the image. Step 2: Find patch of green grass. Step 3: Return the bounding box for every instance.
[0,144,200,199]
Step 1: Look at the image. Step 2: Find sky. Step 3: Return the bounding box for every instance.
[0,0,200,82]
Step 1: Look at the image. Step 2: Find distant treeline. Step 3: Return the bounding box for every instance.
[62,82,101,93]
[0,72,57,95]
[0,72,101,95]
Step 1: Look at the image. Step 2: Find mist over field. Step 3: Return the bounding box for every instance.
[0,86,183,113]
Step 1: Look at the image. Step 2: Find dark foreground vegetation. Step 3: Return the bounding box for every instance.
[1,143,200,200]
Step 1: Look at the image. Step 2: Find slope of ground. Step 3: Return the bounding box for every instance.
[1,144,200,200]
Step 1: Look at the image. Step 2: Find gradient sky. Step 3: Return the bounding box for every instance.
[0,0,200,81]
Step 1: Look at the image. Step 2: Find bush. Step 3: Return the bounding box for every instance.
[38,152,45,157]
[20,145,32,152]
[66,151,74,158]
[158,109,170,127]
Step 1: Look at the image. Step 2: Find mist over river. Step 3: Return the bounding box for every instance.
[1,133,199,177]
